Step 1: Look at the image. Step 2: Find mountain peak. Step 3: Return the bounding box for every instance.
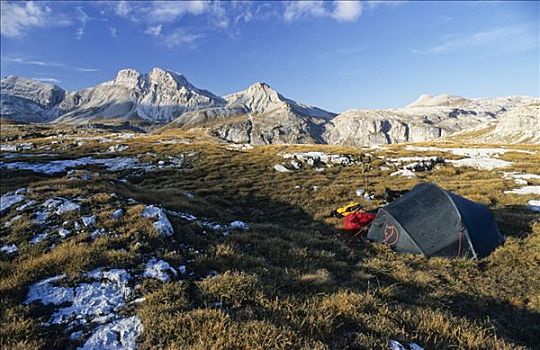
[407,93,468,108]
[112,68,145,89]
[148,67,190,89]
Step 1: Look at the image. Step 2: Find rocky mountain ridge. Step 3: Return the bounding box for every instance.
[1,70,538,145]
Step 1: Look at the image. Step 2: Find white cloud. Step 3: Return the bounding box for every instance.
[149,1,209,23]
[75,6,90,39]
[0,1,69,38]
[332,1,363,22]
[115,1,132,18]
[33,77,61,84]
[283,1,327,22]
[145,25,163,36]
[413,24,538,55]
[283,1,363,23]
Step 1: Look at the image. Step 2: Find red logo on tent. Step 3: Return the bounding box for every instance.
[383,224,399,245]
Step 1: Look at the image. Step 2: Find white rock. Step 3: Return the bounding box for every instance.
[142,205,174,236]
[25,275,74,306]
[112,209,124,220]
[30,232,48,244]
[274,164,290,173]
[82,215,97,227]
[43,198,80,215]
[389,339,406,350]
[504,186,540,195]
[390,169,417,178]
[515,178,528,186]
[16,200,36,212]
[90,228,108,239]
[78,316,143,350]
[25,269,133,328]
[143,259,177,282]
[107,144,129,153]
[527,200,540,212]
[4,215,22,228]
[229,220,249,231]
[15,188,27,195]
[448,157,512,170]
[0,194,26,214]
[58,228,72,238]
[0,244,18,254]
[33,210,49,224]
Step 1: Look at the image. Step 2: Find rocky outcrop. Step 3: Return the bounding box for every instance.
[463,104,540,144]
[323,95,540,146]
[324,107,486,146]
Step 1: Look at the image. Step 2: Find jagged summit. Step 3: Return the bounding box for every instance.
[53,68,225,124]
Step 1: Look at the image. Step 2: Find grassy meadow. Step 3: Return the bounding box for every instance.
[0,122,539,349]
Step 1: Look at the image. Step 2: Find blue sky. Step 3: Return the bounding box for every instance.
[1,1,538,112]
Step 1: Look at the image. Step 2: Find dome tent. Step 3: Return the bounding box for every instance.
[367,182,504,258]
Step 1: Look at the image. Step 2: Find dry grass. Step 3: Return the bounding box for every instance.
[0,124,539,349]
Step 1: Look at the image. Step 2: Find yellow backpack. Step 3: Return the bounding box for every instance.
[331,202,363,218]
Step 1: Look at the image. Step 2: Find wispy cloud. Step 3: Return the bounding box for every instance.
[412,24,538,55]
[283,1,327,22]
[147,1,208,23]
[75,6,90,39]
[3,56,99,73]
[76,67,100,72]
[161,29,204,49]
[0,1,70,38]
[365,1,408,10]
[145,25,163,36]
[109,26,118,38]
[2,57,65,67]
[33,77,61,84]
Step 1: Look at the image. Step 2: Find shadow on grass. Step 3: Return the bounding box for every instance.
[493,205,539,238]
[122,179,537,349]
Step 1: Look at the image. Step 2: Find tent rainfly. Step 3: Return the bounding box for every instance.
[367,182,504,259]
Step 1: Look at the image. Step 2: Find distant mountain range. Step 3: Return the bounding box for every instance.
[1,68,538,145]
